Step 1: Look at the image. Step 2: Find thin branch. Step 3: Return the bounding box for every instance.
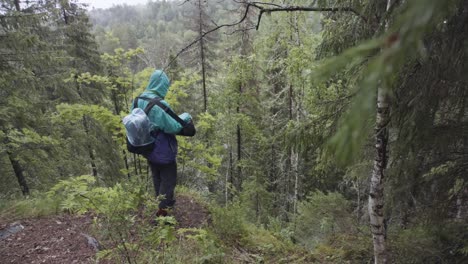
[164,2,253,70]
[178,0,192,6]
[245,1,282,8]
[0,12,47,19]
[225,26,256,35]
[165,2,369,69]
[256,6,368,30]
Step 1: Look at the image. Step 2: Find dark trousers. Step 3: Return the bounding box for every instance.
[150,162,177,209]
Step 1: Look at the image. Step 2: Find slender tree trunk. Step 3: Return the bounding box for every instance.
[3,128,29,195]
[287,83,294,214]
[292,150,299,215]
[61,7,68,25]
[8,152,29,196]
[225,169,229,206]
[133,153,138,175]
[123,150,130,179]
[229,144,234,197]
[236,124,242,190]
[198,0,207,112]
[111,87,132,179]
[75,78,99,177]
[14,0,20,11]
[256,187,260,221]
[288,84,293,120]
[82,116,98,177]
[369,87,389,264]
[138,157,142,175]
[368,1,392,263]
[236,84,242,191]
[356,181,361,222]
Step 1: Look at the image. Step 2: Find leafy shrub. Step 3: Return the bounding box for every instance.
[294,191,355,249]
[292,191,373,262]
[176,228,225,263]
[0,192,61,221]
[389,223,468,264]
[210,202,248,244]
[267,215,295,242]
[47,175,152,262]
[47,176,226,263]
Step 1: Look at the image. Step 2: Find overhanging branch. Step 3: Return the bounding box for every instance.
[164,3,254,70]
[255,6,368,30]
[165,1,369,69]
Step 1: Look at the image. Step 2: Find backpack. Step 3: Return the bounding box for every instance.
[123,96,196,157]
[123,97,162,156]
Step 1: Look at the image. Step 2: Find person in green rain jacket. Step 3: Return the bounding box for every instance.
[132,70,194,217]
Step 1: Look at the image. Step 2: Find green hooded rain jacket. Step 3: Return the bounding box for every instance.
[132,70,190,134]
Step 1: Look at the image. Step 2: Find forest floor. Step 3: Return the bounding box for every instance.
[0,194,210,264]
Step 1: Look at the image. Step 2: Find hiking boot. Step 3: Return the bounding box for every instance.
[156,208,168,217]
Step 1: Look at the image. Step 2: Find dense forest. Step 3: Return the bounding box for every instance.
[1,0,467,263]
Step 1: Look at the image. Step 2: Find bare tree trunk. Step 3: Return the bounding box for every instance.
[287,83,294,214]
[14,0,20,11]
[369,87,389,264]
[133,153,138,175]
[229,144,234,197]
[288,84,293,120]
[368,1,392,262]
[8,152,29,196]
[110,87,132,179]
[82,116,98,177]
[292,150,299,215]
[75,78,99,178]
[236,84,242,192]
[3,128,29,195]
[138,156,142,175]
[198,0,207,112]
[123,150,130,179]
[225,168,229,206]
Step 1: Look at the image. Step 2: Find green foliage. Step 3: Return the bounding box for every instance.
[46,175,159,262]
[294,191,356,249]
[47,175,145,214]
[2,0,467,263]
[55,104,122,136]
[318,0,460,165]
[177,228,225,263]
[177,112,224,188]
[389,223,468,264]
[210,202,248,244]
[0,193,61,222]
[293,191,372,262]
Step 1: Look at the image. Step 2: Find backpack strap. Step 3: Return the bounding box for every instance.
[148,99,187,126]
[133,96,186,126]
[133,97,140,109]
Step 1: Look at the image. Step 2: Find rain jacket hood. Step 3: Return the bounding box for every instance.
[145,70,170,98]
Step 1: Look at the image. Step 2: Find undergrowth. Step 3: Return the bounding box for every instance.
[0,176,386,263]
[0,192,61,222]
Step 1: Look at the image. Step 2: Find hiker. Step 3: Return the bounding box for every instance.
[131,70,195,217]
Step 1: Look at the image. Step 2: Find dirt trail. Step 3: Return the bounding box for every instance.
[172,194,210,228]
[0,214,96,264]
[0,194,209,264]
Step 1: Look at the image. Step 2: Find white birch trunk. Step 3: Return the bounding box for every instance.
[368,87,389,264]
[292,150,299,215]
[368,1,392,263]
